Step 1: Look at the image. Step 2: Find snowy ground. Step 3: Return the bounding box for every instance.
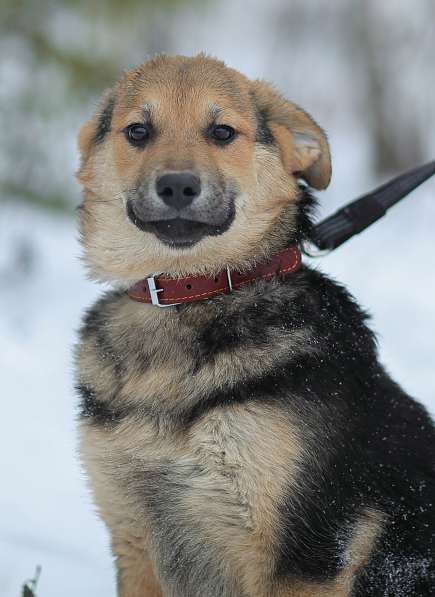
[1,2,435,586]
[0,204,112,597]
[1,159,434,596]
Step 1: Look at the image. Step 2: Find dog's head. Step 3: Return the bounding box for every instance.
[77,54,331,282]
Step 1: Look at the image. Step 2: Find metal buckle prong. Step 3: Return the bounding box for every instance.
[226,266,233,293]
[146,275,181,308]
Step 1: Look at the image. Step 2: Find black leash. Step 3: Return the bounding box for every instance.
[309,160,435,252]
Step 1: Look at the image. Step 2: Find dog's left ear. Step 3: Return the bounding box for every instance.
[251,81,331,190]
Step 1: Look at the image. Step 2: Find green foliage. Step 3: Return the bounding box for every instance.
[0,0,207,212]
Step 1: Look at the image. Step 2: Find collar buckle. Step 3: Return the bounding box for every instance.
[146,275,181,308]
[226,266,233,293]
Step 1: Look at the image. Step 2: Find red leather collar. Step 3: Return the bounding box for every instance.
[127,245,302,307]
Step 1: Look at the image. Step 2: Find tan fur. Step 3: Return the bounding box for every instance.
[183,404,303,596]
[81,426,163,597]
[80,400,303,597]
[76,292,319,414]
[115,540,163,597]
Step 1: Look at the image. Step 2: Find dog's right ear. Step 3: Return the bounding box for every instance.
[77,88,116,167]
[251,80,331,190]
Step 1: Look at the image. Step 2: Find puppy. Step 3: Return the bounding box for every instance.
[75,54,435,596]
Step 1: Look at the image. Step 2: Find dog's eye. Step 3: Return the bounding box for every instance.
[125,123,151,146]
[210,124,236,144]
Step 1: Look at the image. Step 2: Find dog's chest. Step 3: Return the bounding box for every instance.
[78,294,303,526]
[83,398,301,596]
[78,294,306,595]
[104,398,299,525]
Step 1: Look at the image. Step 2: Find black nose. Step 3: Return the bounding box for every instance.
[155,172,201,209]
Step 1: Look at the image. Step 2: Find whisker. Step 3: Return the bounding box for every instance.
[84,187,142,206]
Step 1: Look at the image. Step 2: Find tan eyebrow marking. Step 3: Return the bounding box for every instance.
[208,102,222,120]
[141,102,154,121]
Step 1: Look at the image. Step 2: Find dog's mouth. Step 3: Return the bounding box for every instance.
[127,201,235,248]
[144,219,220,248]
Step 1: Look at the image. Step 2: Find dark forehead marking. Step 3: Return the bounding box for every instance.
[94,93,116,145]
[255,107,275,144]
[250,91,275,145]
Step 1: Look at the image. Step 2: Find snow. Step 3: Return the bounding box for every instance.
[1,2,434,593]
[0,205,113,597]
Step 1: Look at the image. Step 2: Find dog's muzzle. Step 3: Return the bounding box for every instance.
[126,171,236,248]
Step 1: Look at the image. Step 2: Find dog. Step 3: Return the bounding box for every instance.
[75,54,435,596]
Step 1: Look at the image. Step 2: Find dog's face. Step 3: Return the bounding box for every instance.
[77,54,331,282]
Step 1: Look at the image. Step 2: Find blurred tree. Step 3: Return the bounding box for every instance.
[0,0,205,212]
[352,0,431,175]
[1,0,433,213]
[264,0,435,178]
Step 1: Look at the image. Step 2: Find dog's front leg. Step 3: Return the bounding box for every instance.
[114,539,163,597]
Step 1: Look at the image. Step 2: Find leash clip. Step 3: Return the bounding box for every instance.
[146,275,181,308]
[301,240,332,258]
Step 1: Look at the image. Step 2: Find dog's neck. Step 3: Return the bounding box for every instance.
[127,245,302,307]
[110,187,316,293]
